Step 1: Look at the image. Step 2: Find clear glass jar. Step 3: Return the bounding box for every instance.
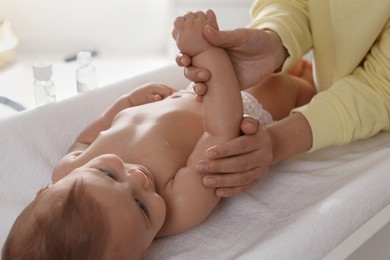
[76,51,97,93]
[32,61,56,106]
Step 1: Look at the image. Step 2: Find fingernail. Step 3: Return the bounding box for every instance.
[196,163,208,172]
[205,25,213,33]
[193,84,198,93]
[204,178,216,187]
[216,190,225,197]
[197,71,205,80]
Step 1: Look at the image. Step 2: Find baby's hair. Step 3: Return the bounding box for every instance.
[2,179,110,260]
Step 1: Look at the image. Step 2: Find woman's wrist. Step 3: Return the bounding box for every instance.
[266,112,312,163]
[264,29,289,72]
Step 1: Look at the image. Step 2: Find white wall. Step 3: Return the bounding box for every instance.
[168,0,254,57]
[0,0,173,56]
[172,0,253,30]
[0,0,254,58]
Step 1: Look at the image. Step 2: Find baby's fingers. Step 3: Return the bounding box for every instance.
[154,85,177,98]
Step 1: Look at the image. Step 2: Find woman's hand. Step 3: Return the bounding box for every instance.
[176,27,288,89]
[196,116,273,197]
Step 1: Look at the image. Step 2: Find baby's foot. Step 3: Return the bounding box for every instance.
[173,10,219,57]
[287,59,314,86]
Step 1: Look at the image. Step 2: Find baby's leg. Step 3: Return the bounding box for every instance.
[172,10,243,138]
[245,73,316,121]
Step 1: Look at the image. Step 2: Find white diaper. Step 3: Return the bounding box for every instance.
[184,85,273,125]
[241,92,273,125]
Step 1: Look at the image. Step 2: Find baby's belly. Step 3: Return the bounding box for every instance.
[106,99,203,183]
[121,113,202,154]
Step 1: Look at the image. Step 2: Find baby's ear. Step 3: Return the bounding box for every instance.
[69,151,83,158]
[52,151,83,182]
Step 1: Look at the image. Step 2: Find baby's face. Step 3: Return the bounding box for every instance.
[41,154,166,258]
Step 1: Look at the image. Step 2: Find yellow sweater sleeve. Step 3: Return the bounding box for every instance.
[248,0,312,72]
[295,21,390,150]
[250,0,390,151]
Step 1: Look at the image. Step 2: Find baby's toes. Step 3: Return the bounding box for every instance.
[194,10,207,20]
[173,16,186,30]
[182,11,196,22]
[205,9,219,30]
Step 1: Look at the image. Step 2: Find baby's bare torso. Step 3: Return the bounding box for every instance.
[88,91,203,192]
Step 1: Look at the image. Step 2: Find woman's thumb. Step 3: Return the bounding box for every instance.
[203,25,234,48]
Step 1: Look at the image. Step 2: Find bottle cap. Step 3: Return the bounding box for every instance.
[77,51,92,66]
[32,61,52,81]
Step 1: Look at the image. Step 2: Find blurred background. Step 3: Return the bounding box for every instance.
[0,0,253,117]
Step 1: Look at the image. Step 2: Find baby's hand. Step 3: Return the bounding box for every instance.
[172,10,219,57]
[128,83,176,106]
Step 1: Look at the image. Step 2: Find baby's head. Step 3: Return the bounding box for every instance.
[2,154,166,260]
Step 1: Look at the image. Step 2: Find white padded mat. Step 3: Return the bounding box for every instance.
[1,64,389,259]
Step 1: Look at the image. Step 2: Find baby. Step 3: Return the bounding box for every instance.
[2,10,315,260]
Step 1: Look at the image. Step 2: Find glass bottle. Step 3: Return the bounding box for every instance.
[32,61,56,106]
[76,51,97,93]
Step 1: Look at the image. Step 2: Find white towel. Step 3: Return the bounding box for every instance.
[1,64,390,259]
[144,132,390,259]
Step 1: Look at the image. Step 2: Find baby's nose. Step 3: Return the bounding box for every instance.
[125,165,151,190]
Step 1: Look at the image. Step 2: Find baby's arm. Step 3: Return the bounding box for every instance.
[68,83,175,152]
[160,11,243,236]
